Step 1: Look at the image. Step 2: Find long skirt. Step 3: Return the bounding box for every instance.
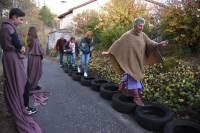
[27,55,42,90]
[2,51,42,133]
[121,74,144,90]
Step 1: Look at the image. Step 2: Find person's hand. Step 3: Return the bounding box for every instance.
[20,46,25,54]
[102,51,110,55]
[159,40,169,47]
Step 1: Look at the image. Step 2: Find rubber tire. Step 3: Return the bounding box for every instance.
[80,76,96,86]
[164,119,200,133]
[134,103,174,132]
[72,72,83,81]
[111,93,136,114]
[100,83,119,100]
[68,68,77,76]
[91,79,110,91]
[63,65,68,73]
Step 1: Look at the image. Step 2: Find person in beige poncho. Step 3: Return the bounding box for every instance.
[102,17,168,106]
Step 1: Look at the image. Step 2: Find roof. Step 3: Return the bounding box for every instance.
[48,28,73,34]
[58,0,97,19]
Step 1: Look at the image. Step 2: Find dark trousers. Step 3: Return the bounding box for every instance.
[23,81,30,108]
[59,52,64,65]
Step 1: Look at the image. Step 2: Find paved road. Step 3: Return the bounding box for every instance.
[34,58,150,133]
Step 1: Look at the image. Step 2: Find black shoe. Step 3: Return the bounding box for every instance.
[26,107,38,115]
[35,85,42,90]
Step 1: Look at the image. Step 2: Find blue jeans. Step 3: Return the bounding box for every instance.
[66,54,72,64]
[80,53,90,73]
[71,52,76,65]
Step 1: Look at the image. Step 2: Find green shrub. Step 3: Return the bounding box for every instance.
[143,61,200,114]
[90,52,200,116]
[90,51,121,83]
[49,49,57,57]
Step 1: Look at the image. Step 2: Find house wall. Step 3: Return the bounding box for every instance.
[59,1,102,30]
[59,14,74,29]
[47,32,70,50]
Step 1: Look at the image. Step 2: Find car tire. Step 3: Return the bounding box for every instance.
[112,93,136,114]
[72,72,83,81]
[80,76,96,86]
[163,119,200,133]
[68,68,77,76]
[91,79,110,91]
[100,83,119,100]
[135,103,174,132]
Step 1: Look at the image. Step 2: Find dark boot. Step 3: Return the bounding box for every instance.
[132,89,144,106]
[118,81,126,94]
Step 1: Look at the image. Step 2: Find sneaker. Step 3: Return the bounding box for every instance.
[78,67,81,73]
[84,72,88,77]
[26,107,38,115]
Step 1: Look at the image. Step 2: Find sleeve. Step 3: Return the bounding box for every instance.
[10,32,23,50]
[0,24,22,50]
[78,39,83,51]
[0,26,12,46]
[143,32,159,48]
[55,39,59,51]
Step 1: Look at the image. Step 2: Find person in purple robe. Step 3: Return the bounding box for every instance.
[27,26,44,91]
[0,8,42,133]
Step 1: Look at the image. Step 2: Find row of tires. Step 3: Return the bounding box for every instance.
[63,64,200,133]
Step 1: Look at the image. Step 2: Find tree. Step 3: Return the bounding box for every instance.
[160,0,200,55]
[73,10,99,34]
[0,0,12,20]
[39,6,55,27]
[94,0,149,49]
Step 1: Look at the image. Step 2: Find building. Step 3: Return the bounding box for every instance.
[47,0,104,51]
[58,0,100,31]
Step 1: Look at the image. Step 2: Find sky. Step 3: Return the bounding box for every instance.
[36,0,108,15]
[36,0,167,15]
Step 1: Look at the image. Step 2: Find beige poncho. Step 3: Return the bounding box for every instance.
[108,29,163,80]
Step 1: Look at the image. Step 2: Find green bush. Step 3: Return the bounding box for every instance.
[48,49,57,57]
[90,52,200,116]
[90,51,121,83]
[143,61,200,114]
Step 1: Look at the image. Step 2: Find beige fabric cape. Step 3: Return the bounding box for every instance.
[108,29,163,80]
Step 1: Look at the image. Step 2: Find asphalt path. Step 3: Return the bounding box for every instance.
[33,58,150,133]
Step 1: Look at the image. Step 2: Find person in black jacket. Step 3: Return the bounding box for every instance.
[55,35,66,67]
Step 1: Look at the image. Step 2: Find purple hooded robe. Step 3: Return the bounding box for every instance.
[0,19,42,133]
[27,38,44,90]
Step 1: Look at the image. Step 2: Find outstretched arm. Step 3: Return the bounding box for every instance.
[143,33,169,47]
[102,51,110,56]
[158,40,169,47]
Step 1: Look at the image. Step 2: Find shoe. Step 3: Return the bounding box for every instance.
[84,72,88,77]
[78,67,81,73]
[26,107,38,115]
[35,85,42,90]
